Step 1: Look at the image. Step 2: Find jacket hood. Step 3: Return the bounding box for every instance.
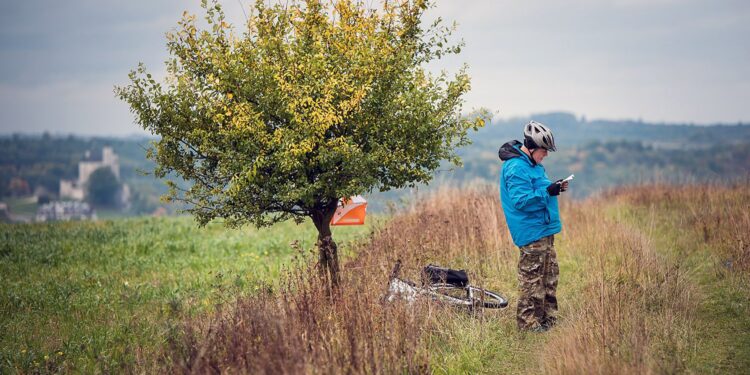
[498,140,523,161]
[499,140,538,166]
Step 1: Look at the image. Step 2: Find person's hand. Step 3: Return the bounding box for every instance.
[560,180,569,192]
[547,180,569,197]
[547,181,562,196]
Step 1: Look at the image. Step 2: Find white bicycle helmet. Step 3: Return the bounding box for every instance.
[523,121,556,152]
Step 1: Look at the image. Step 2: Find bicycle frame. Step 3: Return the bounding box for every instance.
[385,260,508,309]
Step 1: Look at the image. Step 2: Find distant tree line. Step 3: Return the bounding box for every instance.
[448,138,750,198]
[0,133,168,213]
[2,114,748,211]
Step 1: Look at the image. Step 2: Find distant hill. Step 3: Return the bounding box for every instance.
[441,112,750,198]
[374,112,750,206]
[2,112,749,214]
[471,112,750,150]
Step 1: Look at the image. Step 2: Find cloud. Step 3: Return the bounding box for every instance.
[426,0,750,123]
[0,80,146,136]
[1,0,749,134]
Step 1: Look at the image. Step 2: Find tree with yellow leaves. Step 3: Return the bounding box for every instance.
[116,0,484,289]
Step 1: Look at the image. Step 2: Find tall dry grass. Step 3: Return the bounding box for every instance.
[162,184,746,374]
[608,184,750,276]
[168,267,432,374]
[541,184,749,374]
[164,185,515,374]
[539,198,699,374]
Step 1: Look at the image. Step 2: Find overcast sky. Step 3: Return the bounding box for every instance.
[1,0,748,136]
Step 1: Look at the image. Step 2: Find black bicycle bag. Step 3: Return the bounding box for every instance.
[422,264,469,287]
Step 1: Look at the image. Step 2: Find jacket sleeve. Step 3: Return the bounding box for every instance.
[504,166,549,212]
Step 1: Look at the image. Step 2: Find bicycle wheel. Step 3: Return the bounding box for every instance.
[467,286,508,309]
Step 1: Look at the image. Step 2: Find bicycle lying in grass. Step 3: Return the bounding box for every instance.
[385,260,508,309]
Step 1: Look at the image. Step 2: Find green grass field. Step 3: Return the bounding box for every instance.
[0,216,379,373]
[3,197,38,221]
[2,186,749,374]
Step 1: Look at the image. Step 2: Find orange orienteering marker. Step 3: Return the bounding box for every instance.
[330,195,367,226]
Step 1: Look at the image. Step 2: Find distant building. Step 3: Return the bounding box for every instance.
[35,201,97,222]
[60,146,121,201]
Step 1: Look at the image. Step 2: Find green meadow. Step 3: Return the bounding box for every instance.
[2,186,749,374]
[0,217,377,373]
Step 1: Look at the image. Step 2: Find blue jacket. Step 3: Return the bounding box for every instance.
[498,141,562,247]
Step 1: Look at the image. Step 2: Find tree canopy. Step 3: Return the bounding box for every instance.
[87,167,120,206]
[116,0,483,285]
[117,0,482,226]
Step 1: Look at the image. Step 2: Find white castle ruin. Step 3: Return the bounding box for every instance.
[59,146,123,201]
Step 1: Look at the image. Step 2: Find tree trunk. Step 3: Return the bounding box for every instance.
[311,201,341,290]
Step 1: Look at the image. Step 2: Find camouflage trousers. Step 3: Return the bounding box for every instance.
[517,235,559,330]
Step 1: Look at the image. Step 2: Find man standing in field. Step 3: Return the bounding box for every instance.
[498,121,569,332]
